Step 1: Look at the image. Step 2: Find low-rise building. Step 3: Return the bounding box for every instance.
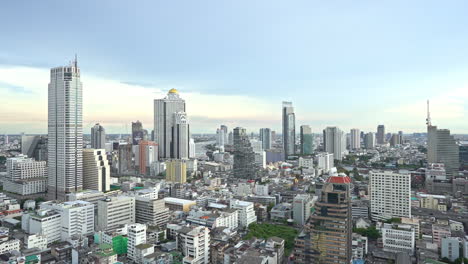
[381,223,415,255]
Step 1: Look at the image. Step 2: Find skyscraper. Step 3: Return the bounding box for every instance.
[172,112,190,159]
[350,128,360,150]
[370,171,411,221]
[323,127,346,161]
[300,125,314,155]
[364,132,376,149]
[377,125,385,144]
[132,120,144,145]
[91,123,106,149]
[166,159,187,183]
[216,128,225,147]
[47,58,83,201]
[233,127,257,179]
[136,141,158,176]
[294,175,352,263]
[427,101,459,179]
[282,102,295,158]
[220,125,228,144]
[83,149,110,192]
[259,128,272,150]
[154,89,186,159]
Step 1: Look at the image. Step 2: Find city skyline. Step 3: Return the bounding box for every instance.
[2,1,468,134]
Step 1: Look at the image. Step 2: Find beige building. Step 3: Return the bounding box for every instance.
[166,159,187,183]
[97,196,135,231]
[163,197,196,212]
[83,149,110,192]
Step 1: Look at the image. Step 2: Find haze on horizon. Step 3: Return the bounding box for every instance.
[1,0,468,134]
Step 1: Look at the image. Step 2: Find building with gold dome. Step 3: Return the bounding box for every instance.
[154,89,189,159]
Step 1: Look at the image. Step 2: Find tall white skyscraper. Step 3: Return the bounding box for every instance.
[216,128,225,147]
[350,128,360,150]
[364,132,376,149]
[189,138,196,158]
[48,58,83,201]
[91,123,106,149]
[154,89,187,159]
[172,112,190,159]
[370,171,411,221]
[282,102,295,158]
[323,127,346,161]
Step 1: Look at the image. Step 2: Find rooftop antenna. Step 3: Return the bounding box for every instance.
[426,100,431,126]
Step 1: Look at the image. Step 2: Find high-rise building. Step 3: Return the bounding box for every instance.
[370,171,411,221]
[136,141,158,176]
[293,194,313,226]
[40,201,94,241]
[282,102,295,158]
[259,128,272,150]
[97,196,136,231]
[21,135,48,161]
[115,142,133,175]
[132,120,144,145]
[323,127,346,161]
[176,226,211,264]
[189,138,196,158]
[127,224,147,262]
[233,127,257,179]
[228,131,234,145]
[166,159,187,183]
[83,149,110,192]
[398,131,404,144]
[91,123,106,149]
[172,112,190,159]
[427,102,459,179]
[364,132,376,149]
[315,153,334,173]
[377,125,386,144]
[135,197,170,228]
[154,89,186,159]
[350,128,360,150]
[300,125,314,155]
[220,125,228,144]
[294,175,352,263]
[390,133,401,147]
[47,59,83,201]
[4,155,47,195]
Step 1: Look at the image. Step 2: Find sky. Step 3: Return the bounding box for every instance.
[1,0,468,134]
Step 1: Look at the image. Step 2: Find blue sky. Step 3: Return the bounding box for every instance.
[1,0,468,134]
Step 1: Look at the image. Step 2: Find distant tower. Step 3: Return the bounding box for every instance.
[48,58,83,200]
[300,125,314,155]
[282,102,295,158]
[233,127,257,179]
[323,127,346,161]
[426,100,459,179]
[350,128,360,150]
[154,89,186,158]
[364,132,376,149]
[132,121,144,145]
[91,123,106,149]
[377,125,385,144]
[259,128,272,150]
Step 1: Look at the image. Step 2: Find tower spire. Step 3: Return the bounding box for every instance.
[74,54,78,68]
[426,100,431,126]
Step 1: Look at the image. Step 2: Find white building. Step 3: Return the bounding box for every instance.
[128,224,147,262]
[4,155,47,195]
[97,196,135,231]
[230,200,257,228]
[441,237,460,262]
[48,59,83,200]
[154,89,187,159]
[255,184,269,196]
[172,112,190,159]
[40,200,94,241]
[189,138,196,159]
[370,171,411,221]
[293,194,313,226]
[382,223,415,255]
[83,149,110,192]
[25,234,48,250]
[177,226,210,264]
[23,209,62,243]
[315,153,334,173]
[0,239,20,254]
[298,157,314,168]
[323,126,346,161]
[350,128,360,150]
[135,197,169,228]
